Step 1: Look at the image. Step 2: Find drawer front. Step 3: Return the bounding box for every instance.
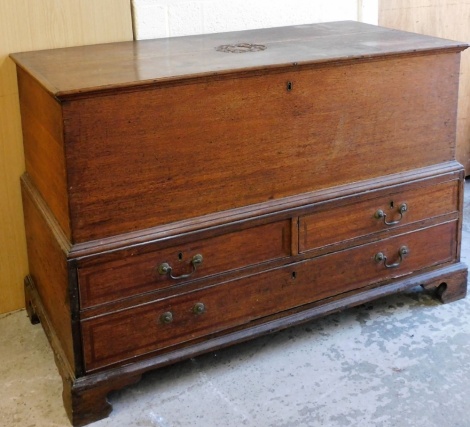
[78,220,291,308]
[64,54,457,242]
[299,179,458,253]
[81,221,457,371]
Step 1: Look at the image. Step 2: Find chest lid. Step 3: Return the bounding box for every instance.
[10,20,467,100]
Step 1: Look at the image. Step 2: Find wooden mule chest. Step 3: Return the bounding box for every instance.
[11,21,468,425]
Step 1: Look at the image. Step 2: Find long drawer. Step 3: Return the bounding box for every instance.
[78,220,291,308]
[81,220,457,372]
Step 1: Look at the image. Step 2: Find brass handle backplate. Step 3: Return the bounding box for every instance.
[375,246,409,268]
[158,254,203,280]
[375,203,408,226]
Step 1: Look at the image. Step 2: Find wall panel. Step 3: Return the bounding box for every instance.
[132,0,379,40]
[379,0,470,173]
[0,0,133,314]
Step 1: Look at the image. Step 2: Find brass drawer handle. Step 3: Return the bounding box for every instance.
[160,311,173,324]
[375,246,409,268]
[158,254,203,280]
[375,203,408,226]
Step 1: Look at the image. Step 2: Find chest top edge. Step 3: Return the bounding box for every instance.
[10,21,468,101]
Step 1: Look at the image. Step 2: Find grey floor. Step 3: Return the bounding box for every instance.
[2,181,470,427]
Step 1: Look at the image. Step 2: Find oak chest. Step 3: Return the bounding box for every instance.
[11,21,468,426]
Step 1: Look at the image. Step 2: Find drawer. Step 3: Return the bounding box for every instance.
[78,220,291,308]
[81,221,456,371]
[299,179,458,253]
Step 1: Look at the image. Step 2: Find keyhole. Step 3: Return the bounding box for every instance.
[286,81,293,91]
[292,271,297,279]
[390,201,394,209]
[178,252,183,261]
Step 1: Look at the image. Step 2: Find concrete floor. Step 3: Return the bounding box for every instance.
[2,181,470,427]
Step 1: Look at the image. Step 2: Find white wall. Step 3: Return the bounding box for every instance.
[132,0,378,40]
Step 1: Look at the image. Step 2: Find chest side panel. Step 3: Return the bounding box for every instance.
[17,68,70,239]
[21,177,76,371]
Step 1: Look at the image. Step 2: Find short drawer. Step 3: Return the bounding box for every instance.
[81,220,457,372]
[299,179,458,253]
[78,220,291,308]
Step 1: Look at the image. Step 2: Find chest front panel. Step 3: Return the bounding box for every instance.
[63,53,459,242]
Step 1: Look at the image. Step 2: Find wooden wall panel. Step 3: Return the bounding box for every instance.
[0,0,133,314]
[379,0,470,173]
